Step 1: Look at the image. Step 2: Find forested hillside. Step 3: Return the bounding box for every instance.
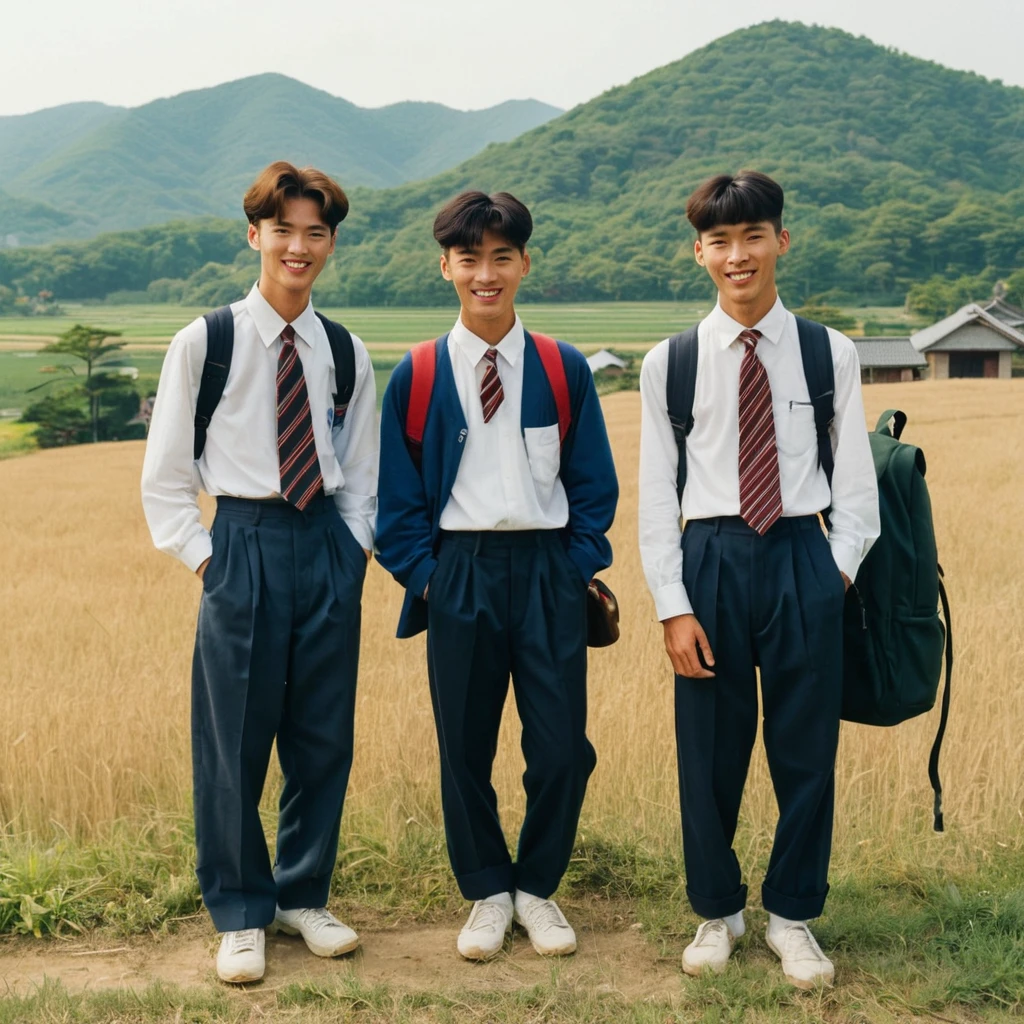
[0,77,560,243]
[4,22,1023,305]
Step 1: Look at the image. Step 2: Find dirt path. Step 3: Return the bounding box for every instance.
[0,920,682,1004]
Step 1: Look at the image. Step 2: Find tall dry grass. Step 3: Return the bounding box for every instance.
[0,380,1021,877]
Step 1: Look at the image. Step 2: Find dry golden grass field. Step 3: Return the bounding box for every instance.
[0,380,1023,1022]
[0,379,1020,861]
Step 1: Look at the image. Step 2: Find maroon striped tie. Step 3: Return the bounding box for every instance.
[480,348,504,422]
[737,329,783,535]
[277,324,323,510]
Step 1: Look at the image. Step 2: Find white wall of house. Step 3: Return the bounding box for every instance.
[928,352,949,380]
[999,352,1013,379]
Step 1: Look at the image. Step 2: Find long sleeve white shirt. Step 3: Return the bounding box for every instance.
[638,296,880,621]
[439,316,570,531]
[141,283,378,571]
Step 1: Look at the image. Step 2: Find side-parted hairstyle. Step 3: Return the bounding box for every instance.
[433,191,533,253]
[243,161,349,233]
[685,171,784,235]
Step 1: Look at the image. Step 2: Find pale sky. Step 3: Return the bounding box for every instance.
[3,0,1021,117]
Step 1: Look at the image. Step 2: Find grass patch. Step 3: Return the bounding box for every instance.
[0,420,36,458]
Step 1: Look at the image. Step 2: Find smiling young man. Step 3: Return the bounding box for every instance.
[141,162,378,983]
[638,171,879,988]
[375,191,617,961]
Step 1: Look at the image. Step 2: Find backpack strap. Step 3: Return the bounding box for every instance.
[315,312,355,429]
[928,568,954,832]
[405,338,439,468]
[530,332,571,445]
[194,305,235,460]
[666,325,700,504]
[795,316,836,490]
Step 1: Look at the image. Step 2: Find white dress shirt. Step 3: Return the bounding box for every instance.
[639,295,880,621]
[141,283,378,571]
[439,316,570,531]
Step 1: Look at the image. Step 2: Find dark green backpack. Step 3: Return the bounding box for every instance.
[667,328,953,832]
[841,410,952,831]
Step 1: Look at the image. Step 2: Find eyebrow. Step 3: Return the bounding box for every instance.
[452,243,516,255]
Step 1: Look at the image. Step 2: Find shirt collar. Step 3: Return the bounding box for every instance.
[449,314,525,367]
[707,294,788,350]
[245,282,319,349]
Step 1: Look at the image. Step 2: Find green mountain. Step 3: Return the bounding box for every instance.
[0,76,561,244]
[4,22,1023,305]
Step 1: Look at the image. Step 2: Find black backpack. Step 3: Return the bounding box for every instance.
[193,305,356,460]
[665,318,953,831]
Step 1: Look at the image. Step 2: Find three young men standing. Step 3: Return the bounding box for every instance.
[143,164,877,989]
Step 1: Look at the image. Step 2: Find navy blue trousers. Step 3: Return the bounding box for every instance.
[675,515,844,922]
[192,495,365,932]
[426,530,595,901]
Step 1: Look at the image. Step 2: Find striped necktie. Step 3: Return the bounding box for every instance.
[277,324,323,510]
[480,347,504,422]
[737,329,783,535]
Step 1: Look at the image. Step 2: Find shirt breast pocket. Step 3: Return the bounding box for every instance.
[773,401,817,457]
[523,424,562,504]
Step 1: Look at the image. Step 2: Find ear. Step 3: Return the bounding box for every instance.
[777,228,791,256]
[440,252,453,281]
[521,249,531,277]
[327,229,337,257]
[693,238,705,267]
[247,223,260,251]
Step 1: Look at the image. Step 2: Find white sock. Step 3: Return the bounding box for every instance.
[768,912,802,936]
[723,910,745,937]
[481,891,513,910]
[514,889,545,908]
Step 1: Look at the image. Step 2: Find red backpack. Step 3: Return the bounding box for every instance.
[404,332,571,466]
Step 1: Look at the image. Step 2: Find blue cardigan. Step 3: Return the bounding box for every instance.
[376,330,619,638]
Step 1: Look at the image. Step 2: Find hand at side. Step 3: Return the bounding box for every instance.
[662,614,716,678]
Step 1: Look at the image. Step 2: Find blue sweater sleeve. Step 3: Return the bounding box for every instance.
[375,354,437,599]
[559,343,618,582]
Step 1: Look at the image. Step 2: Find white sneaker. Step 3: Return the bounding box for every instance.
[681,919,740,976]
[457,893,514,960]
[766,921,835,989]
[216,928,265,983]
[273,906,360,957]
[513,891,577,956]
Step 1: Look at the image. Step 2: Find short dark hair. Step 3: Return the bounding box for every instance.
[243,161,349,233]
[685,171,784,234]
[433,191,533,252]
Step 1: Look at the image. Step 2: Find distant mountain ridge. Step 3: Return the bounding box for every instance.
[0,75,561,244]
[3,22,1022,307]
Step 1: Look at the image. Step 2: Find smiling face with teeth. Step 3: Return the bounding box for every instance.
[694,220,790,327]
[248,196,337,321]
[440,228,530,345]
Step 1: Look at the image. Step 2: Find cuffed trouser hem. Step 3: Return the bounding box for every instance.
[276,877,333,913]
[457,863,515,902]
[762,882,829,921]
[687,882,748,920]
[206,896,277,933]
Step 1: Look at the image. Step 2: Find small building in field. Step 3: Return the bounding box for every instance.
[586,349,627,376]
[854,337,928,384]
[911,304,1024,379]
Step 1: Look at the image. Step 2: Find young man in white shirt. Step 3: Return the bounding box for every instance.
[141,162,378,983]
[638,171,879,988]
[375,192,618,961]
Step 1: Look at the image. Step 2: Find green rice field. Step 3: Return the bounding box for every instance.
[0,300,914,424]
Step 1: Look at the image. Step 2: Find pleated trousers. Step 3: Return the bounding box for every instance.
[675,515,844,922]
[191,494,365,932]
[426,529,595,901]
